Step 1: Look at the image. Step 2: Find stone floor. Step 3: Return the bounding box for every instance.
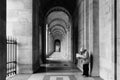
[46,52,71,61]
[7,60,103,80]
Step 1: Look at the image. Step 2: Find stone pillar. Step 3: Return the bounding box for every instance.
[78,0,100,76]
[78,0,84,51]
[83,0,87,49]
[32,0,41,73]
[92,0,100,76]
[117,0,120,80]
[0,0,6,80]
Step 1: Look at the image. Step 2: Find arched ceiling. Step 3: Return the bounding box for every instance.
[48,18,68,30]
[51,29,65,40]
[47,11,69,24]
[50,24,67,34]
[47,9,71,41]
[39,0,77,17]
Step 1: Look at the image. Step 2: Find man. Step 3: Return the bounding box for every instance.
[81,49,89,77]
[76,48,89,77]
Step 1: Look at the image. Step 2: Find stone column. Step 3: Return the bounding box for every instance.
[92,0,100,76]
[32,0,41,72]
[78,0,84,51]
[117,0,120,80]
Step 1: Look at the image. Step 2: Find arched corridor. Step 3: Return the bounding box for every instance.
[45,7,72,61]
[0,0,120,80]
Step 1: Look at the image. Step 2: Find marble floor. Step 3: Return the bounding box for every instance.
[7,60,102,80]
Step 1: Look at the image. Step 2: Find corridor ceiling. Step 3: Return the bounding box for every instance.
[39,0,77,17]
[47,10,70,40]
[38,0,77,41]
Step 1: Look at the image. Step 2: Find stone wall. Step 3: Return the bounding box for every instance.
[7,0,33,73]
[47,31,54,55]
[99,0,114,80]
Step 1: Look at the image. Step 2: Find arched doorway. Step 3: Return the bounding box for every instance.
[54,39,61,52]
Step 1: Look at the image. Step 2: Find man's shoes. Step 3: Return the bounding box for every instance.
[82,74,89,77]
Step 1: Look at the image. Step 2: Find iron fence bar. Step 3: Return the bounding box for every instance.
[6,37,17,77]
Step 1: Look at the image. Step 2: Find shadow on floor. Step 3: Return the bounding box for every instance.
[35,60,81,73]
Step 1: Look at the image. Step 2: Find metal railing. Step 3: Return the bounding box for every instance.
[7,37,17,77]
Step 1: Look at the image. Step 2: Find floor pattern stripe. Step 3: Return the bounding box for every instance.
[43,75,76,80]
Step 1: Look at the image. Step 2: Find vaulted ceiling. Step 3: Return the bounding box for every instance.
[47,10,70,41]
[39,0,77,17]
[37,0,77,41]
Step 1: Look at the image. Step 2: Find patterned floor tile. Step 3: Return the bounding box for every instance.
[43,75,76,80]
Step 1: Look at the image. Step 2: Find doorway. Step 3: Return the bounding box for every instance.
[54,39,61,52]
